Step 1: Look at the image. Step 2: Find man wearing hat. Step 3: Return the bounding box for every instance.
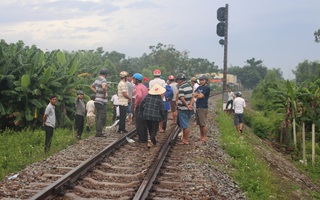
[193,75,210,143]
[90,68,108,137]
[149,69,165,90]
[140,83,166,147]
[143,77,149,88]
[75,90,85,139]
[117,71,131,134]
[176,73,194,145]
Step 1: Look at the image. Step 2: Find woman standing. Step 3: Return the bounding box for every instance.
[140,84,166,147]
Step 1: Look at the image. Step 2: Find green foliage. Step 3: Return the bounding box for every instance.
[0,128,81,180]
[250,112,274,139]
[315,29,320,43]
[216,111,280,199]
[0,40,223,130]
[229,58,274,89]
[251,70,286,111]
[293,60,320,85]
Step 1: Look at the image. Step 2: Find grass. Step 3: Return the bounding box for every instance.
[0,127,92,180]
[215,110,282,199]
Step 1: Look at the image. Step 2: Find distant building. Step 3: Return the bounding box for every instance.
[195,73,239,87]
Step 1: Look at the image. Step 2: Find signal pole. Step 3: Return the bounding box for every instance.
[216,4,228,106]
[223,4,228,94]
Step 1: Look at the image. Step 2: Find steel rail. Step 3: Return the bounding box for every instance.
[30,130,136,200]
[133,125,181,200]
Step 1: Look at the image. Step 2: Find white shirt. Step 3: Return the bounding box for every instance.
[228,91,234,101]
[110,94,119,106]
[233,97,246,114]
[86,100,95,117]
[149,77,166,90]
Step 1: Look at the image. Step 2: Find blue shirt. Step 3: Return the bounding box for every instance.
[195,85,210,108]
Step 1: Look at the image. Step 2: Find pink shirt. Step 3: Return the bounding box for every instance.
[135,83,148,109]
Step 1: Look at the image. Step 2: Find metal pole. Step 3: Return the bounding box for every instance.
[222,4,228,105]
[223,4,228,93]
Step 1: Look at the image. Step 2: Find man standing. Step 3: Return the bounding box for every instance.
[117,71,131,134]
[126,73,134,125]
[133,73,149,142]
[75,90,85,139]
[110,91,119,122]
[43,95,57,152]
[143,77,149,88]
[190,77,199,114]
[226,88,235,109]
[233,91,247,133]
[176,73,194,145]
[149,69,165,90]
[168,75,178,125]
[90,68,108,137]
[193,75,210,143]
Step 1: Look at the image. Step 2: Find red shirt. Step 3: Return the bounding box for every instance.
[135,83,148,109]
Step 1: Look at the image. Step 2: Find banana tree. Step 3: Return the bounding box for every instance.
[268,87,292,145]
[286,80,301,147]
[298,79,320,166]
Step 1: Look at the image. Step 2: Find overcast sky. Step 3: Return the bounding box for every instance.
[1,0,319,79]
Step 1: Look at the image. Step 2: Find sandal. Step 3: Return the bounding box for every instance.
[177,141,189,145]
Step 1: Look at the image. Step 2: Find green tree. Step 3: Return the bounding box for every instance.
[292,60,320,85]
[314,29,320,43]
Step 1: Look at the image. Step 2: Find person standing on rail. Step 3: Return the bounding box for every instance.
[226,88,235,110]
[42,95,57,152]
[117,71,131,134]
[233,91,248,133]
[190,77,199,114]
[149,69,166,90]
[140,84,166,148]
[75,90,85,140]
[86,94,96,133]
[168,75,178,125]
[132,73,149,143]
[90,68,108,137]
[143,76,149,88]
[176,73,194,145]
[126,73,134,125]
[110,91,119,122]
[159,80,173,133]
[193,75,210,143]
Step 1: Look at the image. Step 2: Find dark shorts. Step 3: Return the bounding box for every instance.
[177,110,192,129]
[196,108,208,127]
[234,113,244,126]
[170,101,177,112]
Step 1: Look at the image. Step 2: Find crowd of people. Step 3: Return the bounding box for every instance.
[42,68,248,151]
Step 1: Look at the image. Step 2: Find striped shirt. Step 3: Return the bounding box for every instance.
[178,81,193,110]
[92,76,108,104]
[118,80,129,106]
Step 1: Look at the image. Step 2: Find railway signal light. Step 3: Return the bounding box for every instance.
[217,22,225,37]
[217,7,226,21]
[216,6,226,38]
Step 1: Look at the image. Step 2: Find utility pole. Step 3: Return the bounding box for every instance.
[216,4,228,107]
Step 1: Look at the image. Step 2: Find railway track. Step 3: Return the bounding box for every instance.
[0,94,246,199]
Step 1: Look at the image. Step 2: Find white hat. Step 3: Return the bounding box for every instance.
[149,83,166,95]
